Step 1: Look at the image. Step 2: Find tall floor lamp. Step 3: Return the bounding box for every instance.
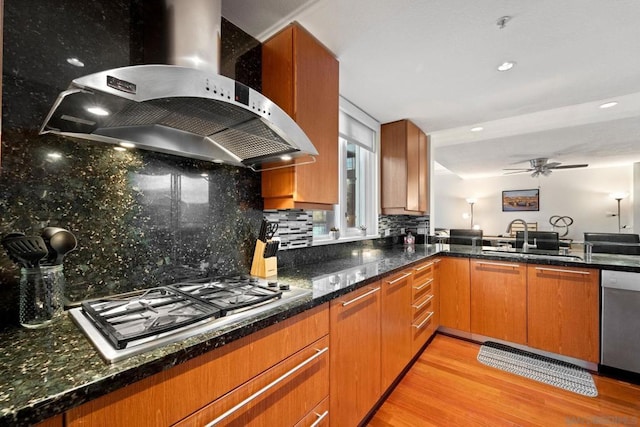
[466,198,477,229]
[610,192,628,232]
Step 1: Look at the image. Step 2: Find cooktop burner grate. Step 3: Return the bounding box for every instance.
[82,287,221,350]
[170,277,283,315]
[79,276,285,351]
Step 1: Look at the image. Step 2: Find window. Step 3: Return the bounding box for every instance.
[312,97,379,241]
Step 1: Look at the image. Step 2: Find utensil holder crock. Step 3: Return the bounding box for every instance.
[19,265,65,328]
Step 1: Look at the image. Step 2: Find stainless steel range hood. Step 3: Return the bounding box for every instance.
[39,0,317,171]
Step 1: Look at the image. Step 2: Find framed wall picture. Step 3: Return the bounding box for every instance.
[502,189,539,212]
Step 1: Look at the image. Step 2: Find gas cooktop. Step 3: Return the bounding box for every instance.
[69,275,311,363]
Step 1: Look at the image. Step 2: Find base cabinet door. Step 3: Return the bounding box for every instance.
[527,265,600,362]
[381,270,413,391]
[330,283,382,426]
[174,336,329,426]
[439,257,471,332]
[470,259,527,344]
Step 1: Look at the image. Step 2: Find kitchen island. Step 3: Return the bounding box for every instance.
[1,244,639,426]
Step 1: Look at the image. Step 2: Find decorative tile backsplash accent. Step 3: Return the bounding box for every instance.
[378,214,430,238]
[263,210,314,250]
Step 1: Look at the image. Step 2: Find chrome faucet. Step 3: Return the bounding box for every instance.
[506,218,537,253]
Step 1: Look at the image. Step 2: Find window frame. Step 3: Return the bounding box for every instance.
[312,97,380,244]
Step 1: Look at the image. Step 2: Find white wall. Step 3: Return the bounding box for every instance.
[634,163,640,235]
[432,165,634,241]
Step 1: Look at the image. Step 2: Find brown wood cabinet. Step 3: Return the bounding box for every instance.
[381,269,413,390]
[470,259,527,344]
[294,396,329,427]
[527,265,600,363]
[66,304,329,427]
[35,415,62,427]
[330,283,382,426]
[174,336,329,426]
[411,259,438,355]
[261,22,339,210]
[380,119,429,215]
[439,257,471,332]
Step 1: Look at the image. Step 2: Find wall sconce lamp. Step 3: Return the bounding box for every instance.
[609,192,628,232]
[466,198,477,229]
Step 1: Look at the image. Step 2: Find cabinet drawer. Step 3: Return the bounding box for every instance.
[413,261,434,284]
[295,397,329,427]
[411,309,435,354]
[174,336,329,427]
[384,270,413,288]
[412,293,434,320]
[412,274,434,302]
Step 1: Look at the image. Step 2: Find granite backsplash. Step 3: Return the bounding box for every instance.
[0,0,429,329]
[0,0,265,328]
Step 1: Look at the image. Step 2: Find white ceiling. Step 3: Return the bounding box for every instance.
[222,0,640,179]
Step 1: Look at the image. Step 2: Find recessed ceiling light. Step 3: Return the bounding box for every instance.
[599,101,618,109]
[119,142,135,148]
[471,127,484,132]
[113,146,127,152]
[66,57,85,67]
[47,152,62,159]
[497,61,516,72]
[86,106,109,116]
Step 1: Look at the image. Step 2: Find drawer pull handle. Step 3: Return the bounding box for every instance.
[412,295,434,310]
[387,272,412,285]
[534,267,590,275]
[412,312,434,329]
[310,410,329,427]
[341,287,381,307]
[415,262,434,271]
[476,261,520,268]
[414,278,433,290]
[205,347,329,426]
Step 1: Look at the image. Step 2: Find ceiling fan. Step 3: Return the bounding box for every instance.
[503,158,589,178]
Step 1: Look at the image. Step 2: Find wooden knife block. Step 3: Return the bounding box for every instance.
[250,240,277,278]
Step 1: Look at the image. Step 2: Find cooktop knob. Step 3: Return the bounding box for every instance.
[279,284,290,291]
[268,281,278,288]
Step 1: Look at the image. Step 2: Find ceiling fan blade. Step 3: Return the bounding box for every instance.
[549,164,589,169]
[503,170,532,175]
[503,168,534,171]
[531,170,541,178]
[544,162,561,169]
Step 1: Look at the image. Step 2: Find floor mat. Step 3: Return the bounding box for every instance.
[477,341,598,397]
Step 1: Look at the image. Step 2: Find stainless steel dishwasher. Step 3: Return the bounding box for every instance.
[601,270,640,374]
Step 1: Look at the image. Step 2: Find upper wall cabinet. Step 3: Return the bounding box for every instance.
[261,23,339,210]
[380,119,429,215]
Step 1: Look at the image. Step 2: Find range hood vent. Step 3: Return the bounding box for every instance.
[39,1,318,171]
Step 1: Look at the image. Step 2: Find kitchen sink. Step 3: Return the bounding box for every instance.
[481,249,583,262]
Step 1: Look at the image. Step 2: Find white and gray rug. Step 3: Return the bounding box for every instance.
[477,341,598,397]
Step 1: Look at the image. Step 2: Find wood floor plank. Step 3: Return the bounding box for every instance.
[368,334,640,427]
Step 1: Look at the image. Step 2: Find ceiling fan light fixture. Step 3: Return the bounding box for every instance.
[497,61,516,72]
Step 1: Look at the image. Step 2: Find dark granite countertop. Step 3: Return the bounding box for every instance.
[2,244,639,426]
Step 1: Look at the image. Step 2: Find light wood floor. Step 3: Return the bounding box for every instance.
[368,334,640,427]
